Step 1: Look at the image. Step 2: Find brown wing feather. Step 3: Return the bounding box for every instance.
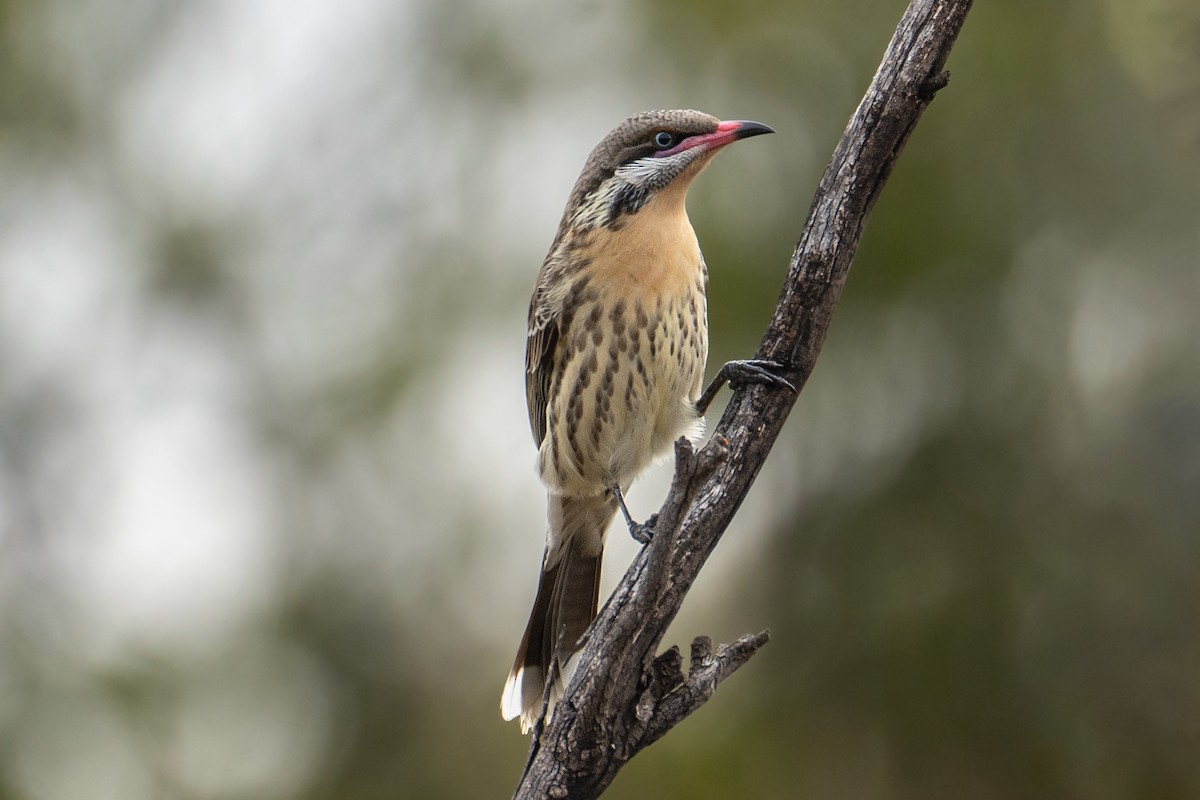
[525,294,559,447]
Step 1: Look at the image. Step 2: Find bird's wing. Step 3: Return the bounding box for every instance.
[525,286,559,447]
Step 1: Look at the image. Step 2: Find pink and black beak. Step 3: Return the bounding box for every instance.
[658,119,774,157]
[717,119,775,141]
[696,119,775,151]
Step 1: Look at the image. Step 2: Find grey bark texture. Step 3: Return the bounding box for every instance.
[512,1,974,797]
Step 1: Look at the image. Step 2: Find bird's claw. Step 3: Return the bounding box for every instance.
[721,359,796,393]
[629,513,658,545]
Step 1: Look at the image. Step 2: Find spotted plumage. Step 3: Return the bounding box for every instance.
[503,110,774,733]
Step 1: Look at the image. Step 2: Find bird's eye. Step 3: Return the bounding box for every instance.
[653,131,677,149]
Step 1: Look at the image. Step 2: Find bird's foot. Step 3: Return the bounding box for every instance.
[720,359,795,391]
[612,486,656,545]
[628,513,658,545]
[696,359,795,413]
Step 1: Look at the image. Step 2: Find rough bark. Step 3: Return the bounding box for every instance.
[512,1,973,797]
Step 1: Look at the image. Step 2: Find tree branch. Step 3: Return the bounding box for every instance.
[512,1,973,797]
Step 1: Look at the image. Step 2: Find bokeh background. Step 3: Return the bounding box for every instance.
[2,0,1199,797]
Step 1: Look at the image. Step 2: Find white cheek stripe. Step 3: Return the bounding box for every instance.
[571,150,696,230]
[614,153,677,186]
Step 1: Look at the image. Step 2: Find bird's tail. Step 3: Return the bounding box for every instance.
[501,492,617,733]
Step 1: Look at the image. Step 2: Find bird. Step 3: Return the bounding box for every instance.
[501,109,789,733]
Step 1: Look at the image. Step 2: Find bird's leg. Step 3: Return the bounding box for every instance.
[611,485,657,545]
[695,359,796,415]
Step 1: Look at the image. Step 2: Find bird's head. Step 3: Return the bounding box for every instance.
[564,109,773,232]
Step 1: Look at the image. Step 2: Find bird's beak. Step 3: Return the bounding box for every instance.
[683,119,775,153]
[720,120,775,140]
